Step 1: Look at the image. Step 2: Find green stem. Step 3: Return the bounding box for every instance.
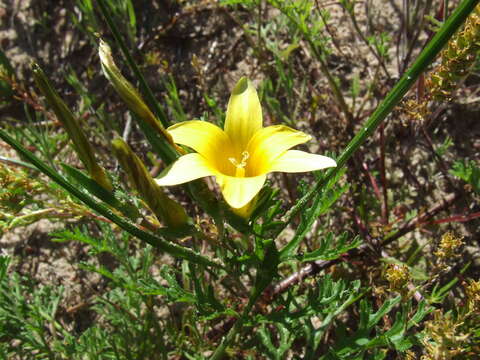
[279,0,479,236]
[210,277,271,360]
[0,127,222,269]
[210,301,254,360]
[96,0,169,128]
[211,240,278,359]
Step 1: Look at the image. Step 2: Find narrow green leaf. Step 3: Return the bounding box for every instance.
[407,300,432,329]
[280,169,347,260]
[301,234,361,262]
[61,163,139,219]
[0,256,10,282]
[367,296,402,329]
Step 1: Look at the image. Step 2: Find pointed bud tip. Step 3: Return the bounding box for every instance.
[232,77,250,95]
[30,61,43,74]
[98,40,111,64]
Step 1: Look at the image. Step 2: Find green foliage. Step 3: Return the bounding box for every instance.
[280,169,352,260]
[367,33,392,61]
[250,276,364,359]
[451,159,480,194]
[0,255,67,359]
[324,298,431,358]
[73,0,137,45]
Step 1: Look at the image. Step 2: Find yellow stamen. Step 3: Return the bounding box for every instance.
[229,151,249,177]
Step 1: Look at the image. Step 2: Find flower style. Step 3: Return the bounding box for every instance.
[156,77,336,210]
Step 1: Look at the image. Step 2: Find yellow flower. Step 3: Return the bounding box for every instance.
[156,77,336,209]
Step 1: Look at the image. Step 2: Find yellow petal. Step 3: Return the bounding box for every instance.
[224,78,263,154]
[156,153,216,186]
[246,125,312,175]
[216,174,266,209]
[269,150,337,173]
[167,120,233,171]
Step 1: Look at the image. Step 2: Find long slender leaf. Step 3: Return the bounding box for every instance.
[61,163,139,219]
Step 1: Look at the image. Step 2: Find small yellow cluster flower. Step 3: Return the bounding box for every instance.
[0,163,41,213]
[434,231,464,260]
[403,350,416,360]
[427,5,480,100]
[421,310,468,360]
[402,97,430,123]
[465,279,480,313]
[384,263,410,293]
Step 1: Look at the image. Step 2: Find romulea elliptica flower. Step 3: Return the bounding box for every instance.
[156,77,336,212]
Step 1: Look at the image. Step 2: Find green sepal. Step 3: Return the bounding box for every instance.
[248,186,276,221]
[185,180,252,235]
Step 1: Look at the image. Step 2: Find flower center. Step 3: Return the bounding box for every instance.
[229,151,249,177]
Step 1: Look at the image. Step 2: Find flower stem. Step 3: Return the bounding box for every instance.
[210,278,270,360]
[209,300,254,360]
[210,240,278,359]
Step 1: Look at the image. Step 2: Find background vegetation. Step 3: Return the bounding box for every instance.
[0,0,479,359]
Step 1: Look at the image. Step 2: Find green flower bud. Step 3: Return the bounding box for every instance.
[111,137,188,228]
[98,40,174,145]
[32,63,113,192]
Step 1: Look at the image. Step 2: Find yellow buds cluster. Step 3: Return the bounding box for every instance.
[31,63,113,192]
[465,279,480,313]
[421,310,467,360]
[434,231,464,260]
[0,163,41,213]
[404,350,416,360]
[427,5,480,100]
[402,98,430,123]
[384,263,410,293]
[111,138,188,228]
